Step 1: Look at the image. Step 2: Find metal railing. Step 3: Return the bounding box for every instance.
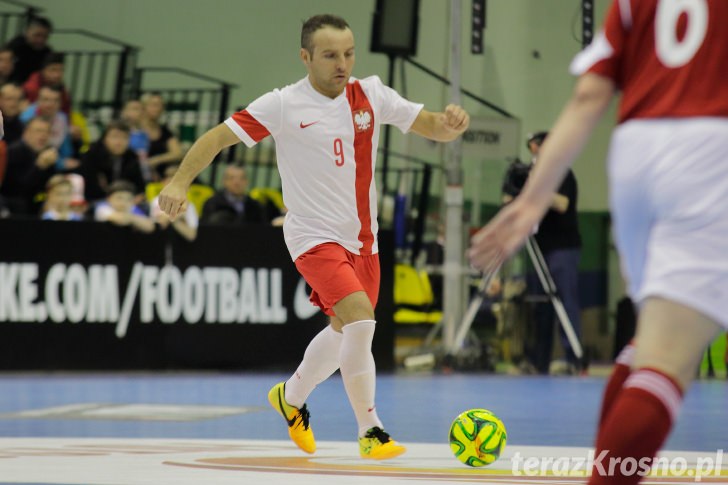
[53,29,139,116]
[131,67,235,128]
[131,67,237,183]
[0,0,40,44]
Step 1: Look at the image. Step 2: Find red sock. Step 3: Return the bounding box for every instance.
[589,368,683,485]
[598,343,635,426]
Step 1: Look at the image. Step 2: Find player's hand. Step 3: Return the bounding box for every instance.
[442,104,469,134]
[468,198,542,274]
[158,182,189,221]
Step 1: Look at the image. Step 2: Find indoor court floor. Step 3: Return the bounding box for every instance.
[0,372,725,484]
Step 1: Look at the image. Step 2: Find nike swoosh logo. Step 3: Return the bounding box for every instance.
[299,121,319,129]
[294,278,319,319]
[278,387,296,427]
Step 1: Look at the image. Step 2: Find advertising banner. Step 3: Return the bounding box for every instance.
[0,220,395,370]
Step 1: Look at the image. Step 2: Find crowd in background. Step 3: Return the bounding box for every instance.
[0,16,284,238]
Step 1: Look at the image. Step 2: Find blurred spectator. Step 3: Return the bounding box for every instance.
[121,99,151,181]
[79,120,145,203]
[23,52,72,115]
[94,179,154,233]
[5,16,53,84]
[20,85,77,171]
[0,83,25,144]
[201,163,265,224]
[141,92,182,179]
[0,130,5,185]
[41,174,82,220]
[150,164,197,241]
[0,117,57,215]
[0,47,15,84]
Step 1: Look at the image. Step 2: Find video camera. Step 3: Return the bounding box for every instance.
[501,158,532,197]
[501,131,548,197]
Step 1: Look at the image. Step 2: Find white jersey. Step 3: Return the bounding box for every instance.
[225,75,423,260]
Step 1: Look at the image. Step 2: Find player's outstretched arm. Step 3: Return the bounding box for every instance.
[409,104,470,142]
[469,73,615,273]
[158,123,240,220]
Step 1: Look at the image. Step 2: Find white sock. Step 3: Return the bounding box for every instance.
[284,325,342,408]
[339,319,383,437]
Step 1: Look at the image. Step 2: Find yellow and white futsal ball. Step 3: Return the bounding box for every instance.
[449,408,507,467]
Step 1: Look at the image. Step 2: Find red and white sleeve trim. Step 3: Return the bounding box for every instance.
[225,110,270,147]
[569,30,615,76]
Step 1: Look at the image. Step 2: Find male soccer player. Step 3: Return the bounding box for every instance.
[158,14,469,460]
[469,1,728,484]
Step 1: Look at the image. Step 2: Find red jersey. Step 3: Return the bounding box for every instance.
[570,0,728,123]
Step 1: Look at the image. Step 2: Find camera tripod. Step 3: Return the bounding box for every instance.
[411,236,585,371]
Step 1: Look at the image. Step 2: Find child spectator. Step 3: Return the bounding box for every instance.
[94,179,154,233]
[42,174,82,221]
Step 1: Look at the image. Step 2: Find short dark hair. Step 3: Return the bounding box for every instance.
[301,14,349,55]
[107,180,135,196]
[103,120,131,136]
[39,84,62,96]
[26,16,53,32]
[0,81,23,92]
[224,162,247,174]
[24,116,50,129]
[41,52,64,68]
[526,131,548,148]
[46,174,72,191]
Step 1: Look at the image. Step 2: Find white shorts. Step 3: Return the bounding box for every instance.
[608,117,728,329]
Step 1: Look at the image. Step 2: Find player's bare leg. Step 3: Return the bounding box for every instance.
[589,298,721,485]
[334,291,406,459]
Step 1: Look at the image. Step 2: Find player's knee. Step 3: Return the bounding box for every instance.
[333,291,375,323]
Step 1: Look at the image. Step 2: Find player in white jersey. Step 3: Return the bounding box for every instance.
[158,14,469,460]
[469,1,728,484]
